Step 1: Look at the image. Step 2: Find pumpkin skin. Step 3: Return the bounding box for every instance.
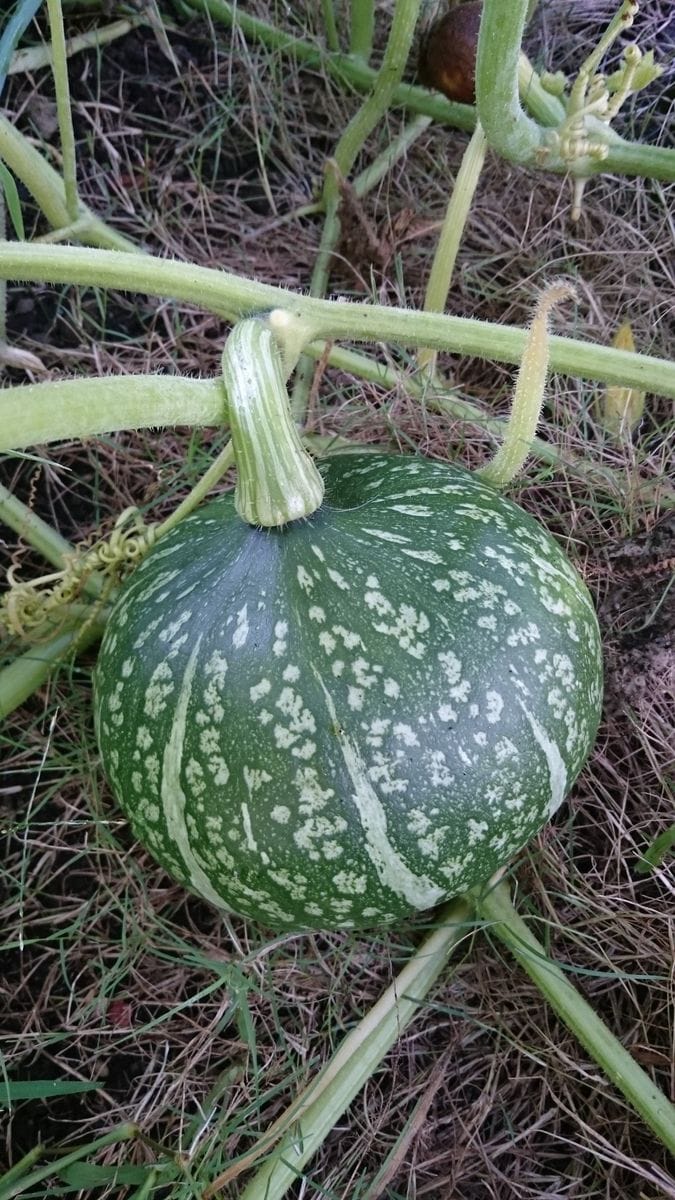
[94,453,602,931]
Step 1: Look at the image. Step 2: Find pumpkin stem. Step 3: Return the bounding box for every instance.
[478,282,576,490]
[223,318,325,528]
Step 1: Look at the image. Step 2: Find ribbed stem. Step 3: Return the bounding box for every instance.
[477,880,675,1156]
[223,320,324,527]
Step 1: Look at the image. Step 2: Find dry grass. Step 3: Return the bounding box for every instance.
[1,1,674,1197]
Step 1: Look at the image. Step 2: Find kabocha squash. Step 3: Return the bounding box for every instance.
[94,450,603,931]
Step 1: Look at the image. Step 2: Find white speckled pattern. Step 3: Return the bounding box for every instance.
[94,454,603,931]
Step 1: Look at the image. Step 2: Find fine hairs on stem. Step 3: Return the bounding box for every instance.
[478,282,577,490]
[0,243,671,398]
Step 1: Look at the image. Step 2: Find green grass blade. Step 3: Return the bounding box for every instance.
[636,822,675,875]
[0,162,25,239]
[57,1162,150,1188]
[0,1124,139,1200]
[0,0,42,97]
[0,1079,101,1104]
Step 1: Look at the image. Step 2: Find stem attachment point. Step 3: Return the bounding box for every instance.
[223,319,325,528]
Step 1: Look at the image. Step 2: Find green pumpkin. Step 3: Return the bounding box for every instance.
[94,452,602,931]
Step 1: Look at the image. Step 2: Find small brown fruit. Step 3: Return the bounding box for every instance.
[418,1,482,105]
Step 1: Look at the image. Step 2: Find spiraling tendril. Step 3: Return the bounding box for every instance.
[2,507,158,640]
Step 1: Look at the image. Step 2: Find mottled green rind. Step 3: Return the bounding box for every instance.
[94,454,603,931]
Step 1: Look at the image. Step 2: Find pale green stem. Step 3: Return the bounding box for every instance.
[0,1123,139,1200]
[317,345,674,506]
[279,116,433,227]
[35,216,104,244]
[46,0,79,220]
[517,52,624,144]
[320,0,339,53]
[287,204,340,419]
[0,481,107,603]
[568,1,636,111]
[0,374,226,450]
[588,137,675,180]
[0,480,79,569]
[418,121,488,373]
[3,363,671,507]
[9,17,141,76]
[518,53,565,127]
[331,0,423,190]
[479,283,575,490]
[350,0,375,62]
[477,880,675,1156]
[267,308,320,377]
[218,898,474,1200]
[0,116,139,252]
[1,243,674,399]
[154,441,235,538]
[291,0,423,419]
[0,620,102,720]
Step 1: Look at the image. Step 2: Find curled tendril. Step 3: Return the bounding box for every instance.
[1,507,158,640]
